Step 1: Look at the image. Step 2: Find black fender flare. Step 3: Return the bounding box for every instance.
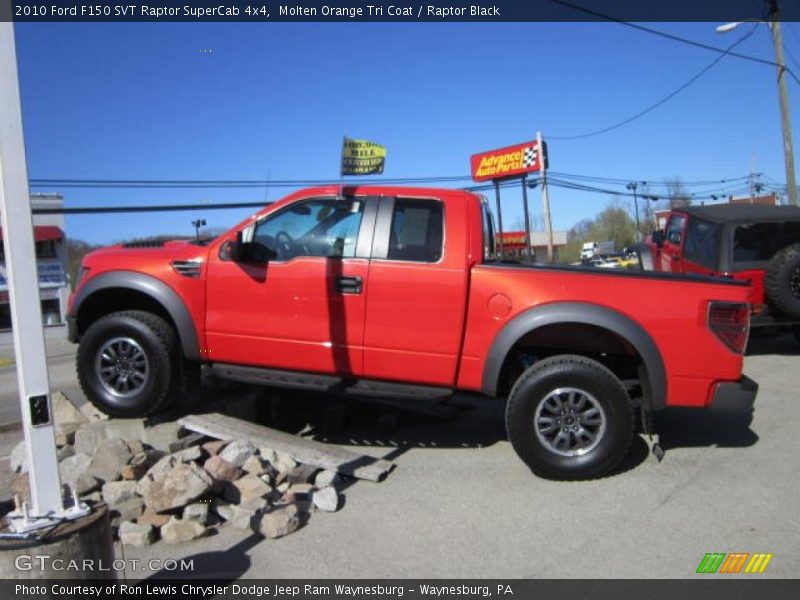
[70,271,200,361]
[481,302,667,411]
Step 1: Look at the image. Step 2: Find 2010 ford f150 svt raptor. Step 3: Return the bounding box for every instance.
[67,186,758,479]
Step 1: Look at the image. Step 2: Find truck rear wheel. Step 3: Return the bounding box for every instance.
[765,243,800,319]
[505,354,634,480]
[77,310,178,418]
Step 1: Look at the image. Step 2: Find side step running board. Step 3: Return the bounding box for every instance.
[208,363,453,402]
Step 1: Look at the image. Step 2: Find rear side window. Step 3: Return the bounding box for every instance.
[665,214,686,245]
[387,199,444,262]
[683,218,719,268]
[734,222,800,266]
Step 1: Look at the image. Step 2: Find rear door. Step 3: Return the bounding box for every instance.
[362,195,469,386]
[681,217,719,276]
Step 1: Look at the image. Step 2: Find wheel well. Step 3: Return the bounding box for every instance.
[76,288,175,340]
[495,323,646,401]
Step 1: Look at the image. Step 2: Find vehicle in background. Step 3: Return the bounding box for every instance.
[580,240,616,260]
[638,203,800,342]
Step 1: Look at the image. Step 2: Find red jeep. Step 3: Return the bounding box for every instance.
[67,186,757,479]
[639,204,800,341]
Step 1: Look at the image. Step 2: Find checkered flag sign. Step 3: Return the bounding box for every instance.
[523,145,537,168]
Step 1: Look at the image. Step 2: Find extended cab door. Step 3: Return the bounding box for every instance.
[659,213,687,273]
[362,196,470,386]
[205,196,378,375]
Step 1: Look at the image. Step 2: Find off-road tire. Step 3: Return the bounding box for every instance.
[765,243,800,319]
[505,354,634,480]
[77,310,179,418]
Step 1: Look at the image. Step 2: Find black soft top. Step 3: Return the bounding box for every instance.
[681,203,800,224]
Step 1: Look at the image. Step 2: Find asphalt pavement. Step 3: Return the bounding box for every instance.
[0,330,798,578]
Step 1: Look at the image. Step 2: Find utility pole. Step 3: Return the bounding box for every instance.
[769,0,798,206]
[626,182,642,241]
[537,131,554,263]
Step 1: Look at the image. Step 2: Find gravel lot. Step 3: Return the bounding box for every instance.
[1,331,798,579]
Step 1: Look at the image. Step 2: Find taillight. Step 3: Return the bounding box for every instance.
[708,302,750,354]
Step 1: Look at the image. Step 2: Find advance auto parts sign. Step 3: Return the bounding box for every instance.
[470,140,544,182]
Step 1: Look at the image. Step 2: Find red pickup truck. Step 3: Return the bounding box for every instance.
[67,186,757,479]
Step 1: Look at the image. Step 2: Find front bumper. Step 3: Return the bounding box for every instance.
[66,314,79,343]
[709,375,758,414]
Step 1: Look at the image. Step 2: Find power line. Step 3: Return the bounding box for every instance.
[32,201,270,215]
[549,0,790,72]
[550,24,759,140]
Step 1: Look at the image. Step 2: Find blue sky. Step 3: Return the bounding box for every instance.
[13,22,800,244]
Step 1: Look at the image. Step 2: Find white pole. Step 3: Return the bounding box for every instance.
[0,23,63,516]
[538,131,554,263]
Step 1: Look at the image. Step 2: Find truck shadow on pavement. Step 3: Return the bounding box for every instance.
[654,409,758,451]
[746,331,800,356]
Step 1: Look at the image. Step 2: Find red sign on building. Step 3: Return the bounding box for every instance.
[470,140,544,182]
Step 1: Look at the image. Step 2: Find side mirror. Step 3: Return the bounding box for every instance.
[227,231,275,264]
[651,230,665,248]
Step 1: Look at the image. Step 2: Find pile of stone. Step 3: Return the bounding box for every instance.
[8,392,343,547]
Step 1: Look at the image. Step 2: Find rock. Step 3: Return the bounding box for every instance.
[183,502,210,525]
[312,487,339,512]
[130,449,165,468]
[55,422,82,447]
[52,391,89,425]
[215,499,265,530]
[79,400,109,422]
[202,440,227,456]
[257,504,299,539]
[276,482,290,494]
[11,472,30,501]
[274,451,297,475]
[10,441,28,473]
[144,462,213,513]
[219,440,257,467]
[161,516,206,544]
[258,447,277,465]
[126,439,146,455]
[57,444,76,462]
[241,455,265,476]
[110,496,144,526]
[288,463,318,485]
[223,475,270,505]
[74,420,146,455]
[135,451,194,497]
[119,521,154,547]
[102,481,138,507]
[138,507,170,528]
[172,445,203,463]
[144,422,182,453]
[203,455,241,482]
[283,484,314,511]
[58,453,99,495]
[120,464,147,481]
[81,491,103,503]
[286,483,314,496]
[314,469,340,489]
[87,438,132,483]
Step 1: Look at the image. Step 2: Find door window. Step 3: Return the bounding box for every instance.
[665,215,687,245]
[387,199,444,262]
[683,218,719,268]
[253,199,364,260]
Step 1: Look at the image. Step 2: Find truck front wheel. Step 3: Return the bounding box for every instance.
[77,310,179,418]
[505,355,634,480]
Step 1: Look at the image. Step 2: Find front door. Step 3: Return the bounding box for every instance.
[205,196,377,376]
[660,213,687,274]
